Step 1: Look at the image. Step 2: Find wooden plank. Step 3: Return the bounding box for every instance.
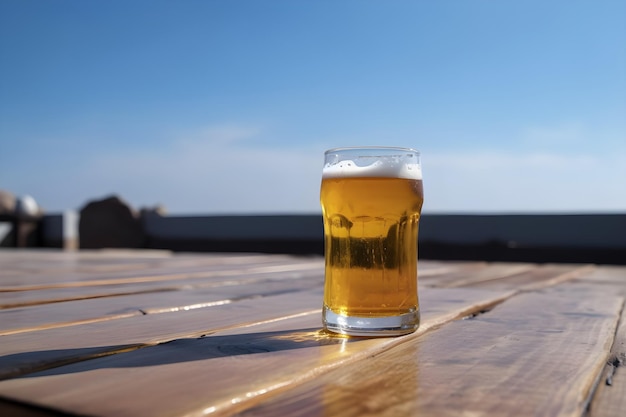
[0,260,450,309]
[0,274,325,335]
[0,287,513,417]
[0,259,498,334]
[587,302,626,417]
[585,267,626,417]
[575,265,626,295]
[0,267,326,309]
[0,249,304,274]
[0,399,67,417]
[0,254,447,290]
[0,257,325,290]
[0,288,324,380]
[537,265,626,416]
[0,250,167,267]
[461,263,595,291]
[0,249,173,276]
[0,286,511,380]
[232,284,624,417]
[0,249,444,273]
[420,262,536,288]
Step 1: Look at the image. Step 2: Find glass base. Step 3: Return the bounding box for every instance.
[323,305,420,337]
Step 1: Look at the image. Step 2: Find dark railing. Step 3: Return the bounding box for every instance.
[141,213,626,265]
[4,212,625,265]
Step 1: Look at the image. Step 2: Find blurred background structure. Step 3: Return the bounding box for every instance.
[1,1,624,262]
[1,189,624,265]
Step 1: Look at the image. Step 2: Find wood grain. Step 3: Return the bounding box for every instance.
[0,287,511,417]
[0,275,327,335]
[0,258,325,290]
[232,284,624,417]
[462,263,595,291]
[0,257,451,293]
[585,267,626,417]
[1,251,624,417]
[0,267,325,309]
[575,266,626,296]
[422,262,536,288]
[0,288,323,380]
[587,304,626,417]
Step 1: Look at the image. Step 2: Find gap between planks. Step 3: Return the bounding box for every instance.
[584,266,626,417]
[229,283,624,417]
[0,286,514,417]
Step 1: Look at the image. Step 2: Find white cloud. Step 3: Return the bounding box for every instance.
[4,125,624,215]
[520,123,586,147]
[174,125,263,147]
[77,125,325,214]
[423,150,626,213]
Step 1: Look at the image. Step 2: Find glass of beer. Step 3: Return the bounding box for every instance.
[320,147,423,336]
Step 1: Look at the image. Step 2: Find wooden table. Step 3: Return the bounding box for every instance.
[0,249,624,417]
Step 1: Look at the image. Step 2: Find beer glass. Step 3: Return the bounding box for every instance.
[320,147,423,336]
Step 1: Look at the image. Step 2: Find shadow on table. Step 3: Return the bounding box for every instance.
[1,327,366,380]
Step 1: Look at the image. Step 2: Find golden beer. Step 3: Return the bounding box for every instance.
[320,147,423,336]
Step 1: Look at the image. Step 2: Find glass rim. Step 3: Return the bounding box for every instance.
[324,146,419,156]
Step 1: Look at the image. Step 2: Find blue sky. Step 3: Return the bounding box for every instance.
[1,0,625,214]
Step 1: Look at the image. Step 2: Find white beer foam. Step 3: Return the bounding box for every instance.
[323,158,422,180]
